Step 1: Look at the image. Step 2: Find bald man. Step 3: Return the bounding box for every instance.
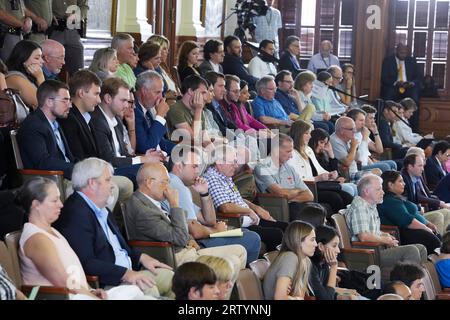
[124,162,246,272]
[41,39,65,80]
[307,40,340,74]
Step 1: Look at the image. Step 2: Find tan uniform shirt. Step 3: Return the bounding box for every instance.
[24,0,53,25]
[0,0,25,20]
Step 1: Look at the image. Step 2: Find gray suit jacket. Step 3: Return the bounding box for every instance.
[199,60,223,77]
[124,191,189,252]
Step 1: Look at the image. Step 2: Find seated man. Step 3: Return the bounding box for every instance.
[90,77,165,186]
[54,158,173,297]
[17,80,125,208]
[275,70,314,123]
[252,76,293,129]
[172,262,219,300]
[134,70,175,155]
[346,108,397,173]
[124,162,246,271]
[307,40,340,74]
[199,39,224,77]
[203,144,288,252]
[401,154,450,235]
[165,145,261,265]
[344,174,427,271]
[390,262,426,300]
[378,102,409,160]
[166,74,213,147]
[434,174,450,204]
[383,281,412,300]
[248,40,278,79]
[424,141,450,190]
[222,35,258,91]
[254,134,315,221]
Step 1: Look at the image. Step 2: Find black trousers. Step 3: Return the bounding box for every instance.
[247,219,288,252]
[399,228,441,255]
[317,190,353,215]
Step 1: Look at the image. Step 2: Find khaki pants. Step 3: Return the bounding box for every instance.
[298,104,315,124]
[424,209,450,235]
[175,244,246,274]
[139,269,174,298]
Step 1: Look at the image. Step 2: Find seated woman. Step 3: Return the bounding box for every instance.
[221,76,268,134]
[134,42,162,77]
[196,255,236,300]
[5,40,45,110]
[310,225,363,300]
[146,34,181,100]
[263,221,317,300]
[294,70,333,134]
[435,231,450,288]
[177,40,201,84]
[378,170,441,255]
[16,177,149,300]
[88,47,120,82]
[288,120,353,214]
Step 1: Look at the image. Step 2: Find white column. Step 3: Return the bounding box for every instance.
[116,0,152,40]
[176,0,205,37]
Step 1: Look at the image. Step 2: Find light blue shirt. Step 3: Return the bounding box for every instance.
[163,173,201,220]
[77,191,132,269]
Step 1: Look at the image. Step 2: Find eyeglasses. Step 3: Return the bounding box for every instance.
[332,76,343,81]
[281,80,294,85]
[342,127,356,132]
[50,97,71,104]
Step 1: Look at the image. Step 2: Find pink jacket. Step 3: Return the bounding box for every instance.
[220,100,267,132]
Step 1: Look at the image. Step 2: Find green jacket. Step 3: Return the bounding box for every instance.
[377,191,427,228]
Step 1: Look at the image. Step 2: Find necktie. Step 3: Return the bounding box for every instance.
[145,110,153,127]
[398,62,405,94]
[52,121,70,162]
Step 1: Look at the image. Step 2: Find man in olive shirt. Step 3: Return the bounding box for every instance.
[24,0,52,43]
[167,74,213,147]
[50,0,88,75]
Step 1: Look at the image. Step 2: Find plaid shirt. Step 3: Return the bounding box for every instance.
[203,167,249,209]
[344,196,382,241]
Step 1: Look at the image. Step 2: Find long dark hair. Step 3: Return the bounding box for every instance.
[6,40,42,84]
[309,128,329,154]
[311,225,339,263]
[380,170,401,194]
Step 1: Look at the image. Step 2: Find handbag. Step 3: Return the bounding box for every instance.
[316,180,342,192]
[10,89,30,123]
[0,89,16,127]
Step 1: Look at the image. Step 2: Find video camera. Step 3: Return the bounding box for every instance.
[233,0,269,41]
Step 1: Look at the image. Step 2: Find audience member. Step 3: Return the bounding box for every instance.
[112,33,138,89]
[378,170,441,254]
[196,255,235,300]
[89,47,119,82]
[383,281,412,300]
[390,262,426,300]
[337,63,357,106]
[134,42,162,77]
[254,134,314,221]
[5,40,45,109]
[435,231,450,288]
[172,262,219,300]
[54,158,174,296]
[199,39,224,76]
[41,39,65,80]
[307,40,340,74]
[378,101,408,160]
[177,41,201,83]
[278,36,301,78]
[395,98,433,146]
[344,174,427,270]
[248,40,277,79]
[253,0,282,55]
[424,140,450,190]
[263,221,317,300]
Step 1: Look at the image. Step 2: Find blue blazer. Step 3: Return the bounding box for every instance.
[222,53,258,90]
[424,156,447,189]
[17,109,75,179]
[278,51,301,78]
[434,174,450,203]
[381,55,421,97]
[134,100,175,155]
[54,192,141,287]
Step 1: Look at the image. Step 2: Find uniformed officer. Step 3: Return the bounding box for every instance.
[50,0,88,75]
[0,0,32,61]
[24,0,52,43]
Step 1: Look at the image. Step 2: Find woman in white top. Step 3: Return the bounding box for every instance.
[288,120,354,214]
[16,177,147,300]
